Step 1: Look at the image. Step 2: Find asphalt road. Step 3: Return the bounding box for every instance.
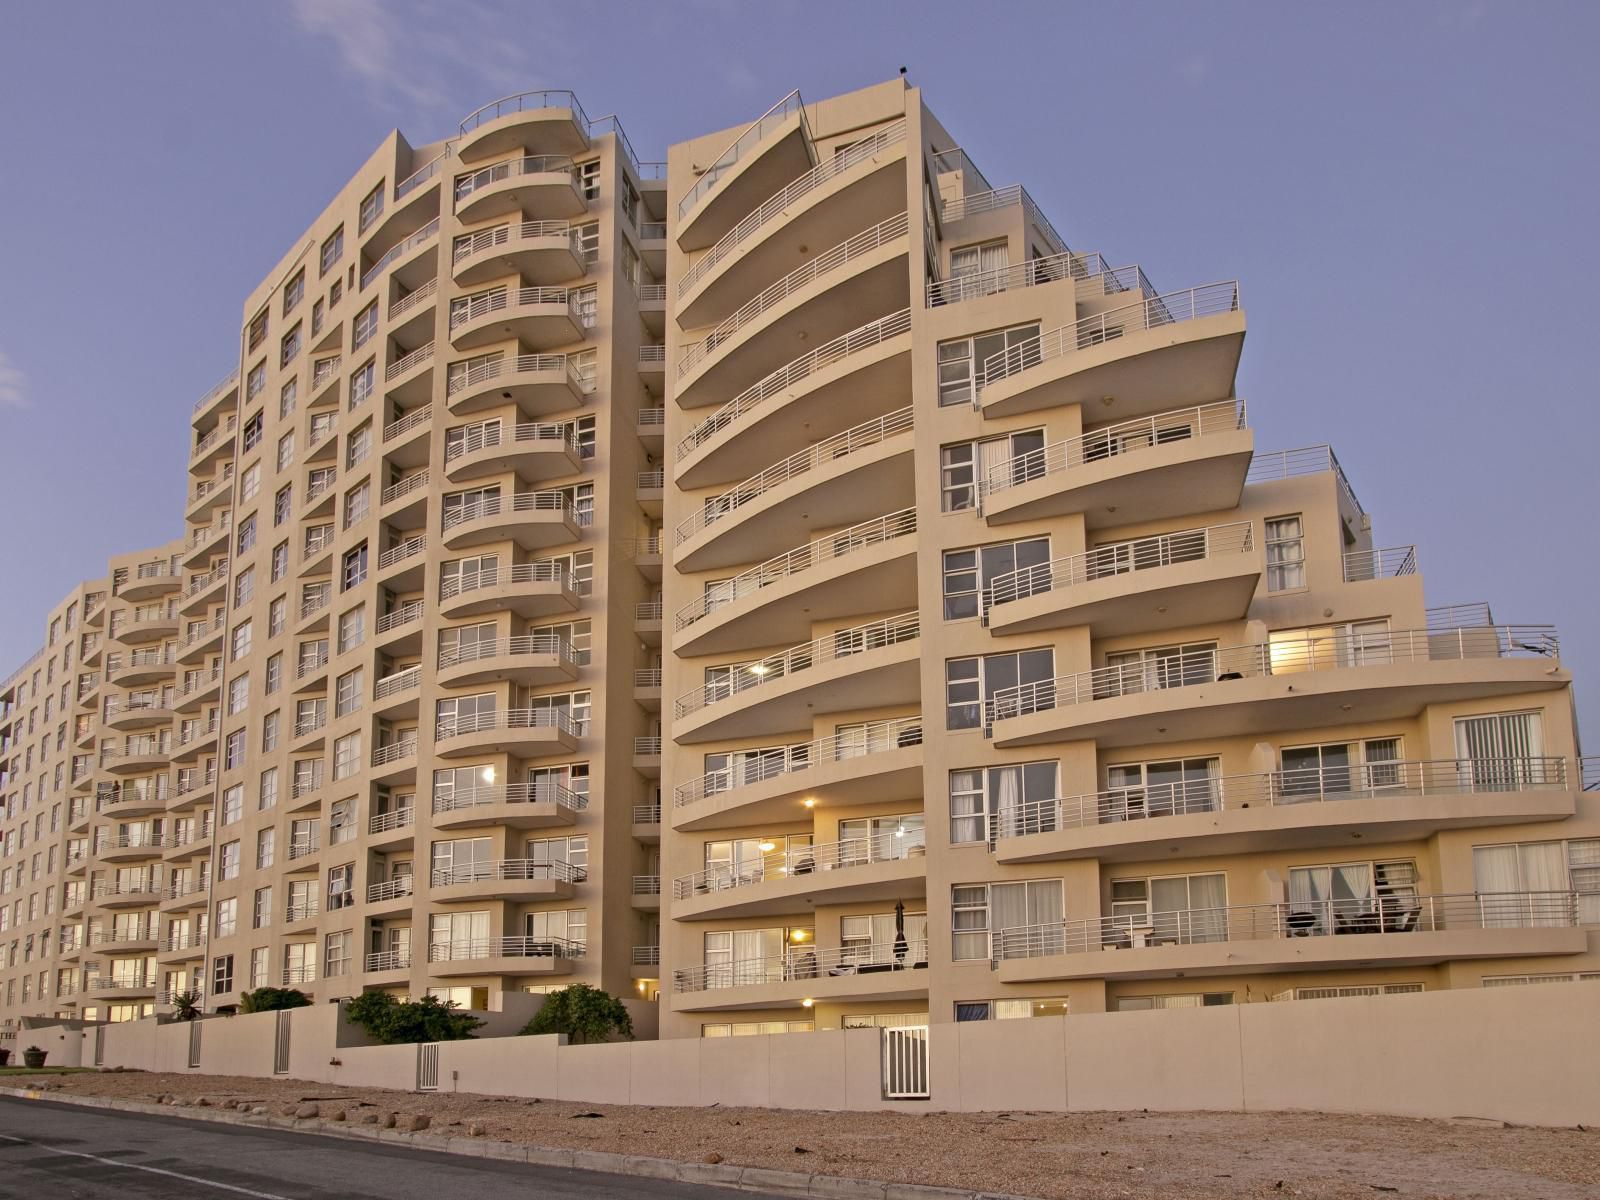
[0,1096,785,1199]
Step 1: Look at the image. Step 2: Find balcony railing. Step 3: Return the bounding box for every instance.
[287,836,320,861]
[437,634,577,671]
[679,118,906,297]
[432,780,587,815]
[193,369,239,414]
[369,805,414,835]
[445,353,591,399]
[385,341,434,383]
[639,344,665,367]
[675,828,926,899]
[384,404,432,442]
[634,668,661,688]
[1244,444,1366,516]
[985,522,1256,615]
[941,183,1071,258]
[674,714,923,807]
[982,399,1246,499]
[927,251,1140,307]
[459,89,590,137]
[296,646,329,679]
[636,600,663,622]
[361,217,440,290]
[366,876,414,903]
[432,858,583,887]
[678,89,807,219]
[282,966,317,985]
[638,406,665,429]
[986,625,1560,727]
[675,611,919,720]
[449,286,579,333]
[632,945,661,966]
[634,736,662,756]
[364,949,412,971]
[444,421,580,464]
[428,935,584,962]
[377,536,426,571]
[397,146,452,200]
[632,803,661,825]
[381,471,429,508]
[998,757,1572,839]
[185,562,229,598]
[453,155,577,207]
[1343,546,1418,582]
[679,308,911,458]
[675,936,928,993]
[441,491,583,532]
[453,219,580,265]
[372,666,420,701]
[439,561,580,601]
[376,600,424,635]
[674,508,915,631]
[677,211,908,381]
[675,405,913,545]
[638,469,664,490]
[434,707,584,741]
[370,738,417,767]
[285,900,320,923]
[993,892,1582,961]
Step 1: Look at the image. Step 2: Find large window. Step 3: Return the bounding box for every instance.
[942,537,1050,619]
[945,648,1053,729]
[951,879,1062,960]
[1473,839,1599,925]
[1104,757,1222,821]
[1285,860,1416,936]
[1109,873,1229,944]
[1264,515,1305,591]
[940,429,1044,512]
[1455,711,1550,789]
[949,761,1059,844]
[937,323,1039,407]
[1277,739,1400,799]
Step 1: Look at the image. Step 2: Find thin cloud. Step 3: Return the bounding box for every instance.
[0,350,27,410]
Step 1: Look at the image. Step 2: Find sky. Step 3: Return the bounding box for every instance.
[0,0,1597,739]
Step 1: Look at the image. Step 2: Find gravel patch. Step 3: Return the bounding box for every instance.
[21,1071,1600,1199]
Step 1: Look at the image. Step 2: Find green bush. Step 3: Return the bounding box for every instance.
[344,992,484,1045]
[171,988,203,1022]
[520,984,633,1044]
[239,987,312,1013]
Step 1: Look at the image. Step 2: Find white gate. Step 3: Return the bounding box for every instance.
[93,1025,106,1067]
[187,1021,203,1069]
[881,1024,930,1099]
[416,1042,440,1091]
[273,1011,292,1074]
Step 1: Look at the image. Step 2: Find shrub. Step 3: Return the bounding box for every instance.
[520,984,633,1044]
[172,988,203,1022]
[239,987,312,1014]
[344,992,484,1045]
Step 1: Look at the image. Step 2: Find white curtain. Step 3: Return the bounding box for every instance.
[995,767,1022,837]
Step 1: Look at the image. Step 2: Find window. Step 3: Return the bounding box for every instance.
[945,648,1053,729]
[231,620,252,661]
[268,595,286,637]
[1101,640,1219,696]
[259,767,278,810]
[942,537,1050,620]
[320,226,344,276]
[311,297,325,335]
[240,462,261,503]
[1455,711,1550,789]
[262,710,280,752]
[215,897,238,939]
[947,239,1010,295]
[573,284,597,328]
[280,323,302,367]
[1277,739,1400,799]
[343,481,370,529]
[359,181,385,232]
[233,567,255,610]
[284,270,304,315]
[940,429,1044,512]
[1264,515,1305,591]
[952,879,1063,959]
[276,430,294,472]
[1109,873,1230,943]
[247,309,268,351]
[525,908,586,950]
[578,158,600,199]
[253,886,273,929]
[349,359,375,409]
[273,484,292,527]
[1267,620,1391,673]
[335,668,363,717]
[346,423,372,469]
[242,410,263,451]
[949,760,1059,844]
[218,840,240,881]
[575,221,600,264]
[212,954,234,995]
[352,302,379,350]
[1473,839,1599,925]
[1115,993,1233,1011]
[333,607,365,656]
[937,323,1039,407]
[333,732,362,780]
[325,929,353,977]
[327,865,354,911]
[224,729,246,770]
[954,997,1070,1021]
[236,513,257,554]
[341,544,368,591]
[227,674,250,716]
[265,652,282,694]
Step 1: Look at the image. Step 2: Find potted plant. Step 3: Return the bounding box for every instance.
[22,1046,46,1069]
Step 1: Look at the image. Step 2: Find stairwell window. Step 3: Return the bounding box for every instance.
[1264,515,1305,591]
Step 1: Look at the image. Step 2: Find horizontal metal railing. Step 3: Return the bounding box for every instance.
[632,945,661,966]
[385,341,434,382]
[1244,444,1365,515]
[381,470,429,506]
[634,668,661,688]
[396,146,451,200]
[673,507,916,631]
[377,536,426,570]
[675,405,913,545]
[446,353,589,399]
[982,399,1246,498]
[89,878,159,899]
[368,806,414,834]
[632,803,661,825]
[389,278,439,325]
[638,469,664,489]
[675,828,926,899]
[1584,756,1600,792]
[453,154,578,206]
[299,586,332,619]
[986,625,1561,727]
[369,740,416,768]
[993,892,1582,961]
[361,217,440,290]
[372,666,420,700]
[439,561,580,601]
[376,600,424,634]
[978,281,1242,391]
[432,780,586,814]
[679,118,907,297]
[632,875,661,895]
[679,88,807,219]
[1343,545,1418,582]
[296,647,330,679]
[927,251,1138,307]
[459,89,590,137]
[192,369,239,414]
[449,286,578,331]
[639,344,666,366]
[678,212,908,380]
[984,521,1255,614]
[383,405,431,442]
[287,835,320,861]
[428,935,584,962]
[941,184,1072,258]
[675,612,918,719]
[184,562,229,597]
[674,715,923,806]
[675,937,929,993]
[636,600,662,621]
[635,736,662,756]
[999,757,1572,839]
[637,406,665,428]
[366,876,414,903]
[434,707,584,741]
[445,420,580,465]
[441,491,582,532]
[285,900,320,923]
[364,949,411,971]
[678,308,911,458]
[637,283,666,303]
[452,219,579,266]
[438,634,576,671]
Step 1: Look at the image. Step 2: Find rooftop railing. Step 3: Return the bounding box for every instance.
[674,936,928,993]
[395,146,452,201]
[675,827,925,900]
[679,89,809,219]
[192,369,239,414]
[940,183,1071,257]
[927,252,1141,307]
[1245,445,1365,515]
[1342,546,1418,582]
[674,714,923,807]
[459,89,590,138]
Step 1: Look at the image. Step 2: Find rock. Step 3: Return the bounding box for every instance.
[401,1114,430,1132]
[703,1153,725,1165]
[193,1097,211,1107]
[280,1102,300,1117]
[468,1122,487,1137]
[326,1109,346,1122]
[359,1113,380,1125]
[569,1111,603,1119]
[382,1113,398,1129]
[295,1103,320,1119]
[794,1146,810,1154]
[220,1099,237,1110]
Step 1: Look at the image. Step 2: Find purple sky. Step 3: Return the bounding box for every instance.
[1,1,1596,742]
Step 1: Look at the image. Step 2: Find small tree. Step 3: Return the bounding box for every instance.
[344,992,484,1045]
[172,988,203,1022]
[239,987,312,1014]
[521,984,633,1044]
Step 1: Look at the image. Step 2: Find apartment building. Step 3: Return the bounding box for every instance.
[657,78,1595,1039]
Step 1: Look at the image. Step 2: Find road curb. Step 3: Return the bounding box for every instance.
[0,1086,1034,1200]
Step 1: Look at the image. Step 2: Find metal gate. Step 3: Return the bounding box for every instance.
[416,1043,440,1091]
[273,1011,292,1074]
[187,1021,203,1069]
[881,1025,930,1099]
[92,1025,106,1067]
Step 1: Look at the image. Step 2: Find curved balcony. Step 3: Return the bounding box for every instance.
[983,521,1260,638]
[674,212,910,408]
[120,568,182,603]
[433,707,582,759]
[443,421,582,484]
[449,286,583,352]
[161,825,214,863]
[674,406,914,572]
[437,634,580,689]
[170,718,219,762]
[452,155,584,224]
[976,281,1245,421]
[452,220,586,287]
[107,651,177,689]
[371,665,421,718]
[182,521,230,569]
[993,892,1585,985]
[677,89,813,252]
[102,697,176,732]
[456,90,590,164]
[113,611,178,646]
[427,935,581,978]
[90,880,162,909]
[95,834,164,864]
[97,781,168,816]
[672,715,924,833]
[186,471,234,521]
[438,562,582,620]
[980,400,1252,530]
[677,119,908,328]
[188,417,237,470]
[986,624,1566,750]
[430,857,582,903]
[674,829,926,920]
[431,780,586,832]
[672,508,917,657]
[99,747,170,778]
[89,931,158,954]
[676,309,912,489]
[441,490,584,551]
[674,612,920,745]
[671,937,929,1014]
[445,352,590,417]
[179,563,229,616]
[995,757,1579,865]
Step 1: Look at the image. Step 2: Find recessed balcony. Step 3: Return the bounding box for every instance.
[994,757,1579,865]
[976,281,1245,421]
[179,564,229,616]
[176,617,225,664]
[452,220,586,287]
[431,781,585,832]
[371,665,421,718]
[361,218,441,297]
[675,308,911,490]
[982,521,1261,638]
[674,212,910,408]
[362,950,412,981]
[86,976,157,1001]
[431,858,581,903]
[635,600,662,647]
[446,352,590,417]
[673,829,926,920]
[161,825,214,863]
[634,736,662,778]
[365,876,415,915]
[168,771,216,811]
[94,834,164,864]
[102,698,176,732]
[671,508,917,657]
[89,931,159,955]
[158,882,210,913]
[188,417,237,470]
[171,720,219,763]
[449,286,583,352]
[440,490,585,551]
[374,601,425,653]
[157,933,207,963]
[636,406,665,452]
[182,521,230,569]
[456,90,591,164]
[436,634,580,689]
[375,535,428,589]
[370,738,419,782]
[673,612,920,745]
[631,803,661,844]
[383,341,435,404]
[980,400,1253,530]
[633,667,661,710]
[438,562,582,620]
[636,283,665,336]
[443,421,582,484]
[379,470,431,527]
[427,935,581,978]
[672,715,924,833]
[674,406,914,572]
[367,805,416,850]
[676,89,813,252]
[185,472,234,522]
[993,892,1586,984]
[670,938,929,1013]
[433,707,581,759]
[986,624,1567,750]
[383,403,434,465]
[452,155,585,224]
